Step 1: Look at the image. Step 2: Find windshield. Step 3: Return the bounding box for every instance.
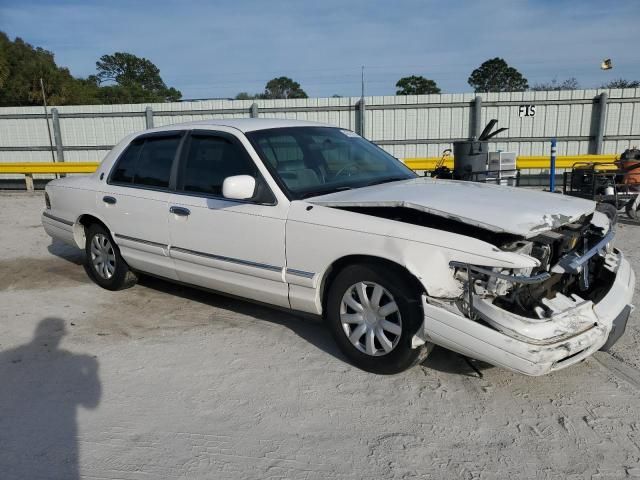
[246,127,416,199]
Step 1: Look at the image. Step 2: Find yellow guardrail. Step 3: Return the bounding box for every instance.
[0,154,620,191]
[403,154,618,171]
[0,162,100,174]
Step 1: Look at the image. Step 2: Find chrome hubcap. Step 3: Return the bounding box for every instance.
[340,281,402,356]
[90,233,116,280]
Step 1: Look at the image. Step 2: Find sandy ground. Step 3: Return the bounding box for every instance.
[1,192,640,480]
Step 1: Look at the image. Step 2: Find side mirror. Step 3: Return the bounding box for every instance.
[222,175,256,200]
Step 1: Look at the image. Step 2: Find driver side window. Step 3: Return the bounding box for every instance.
[179,134,258,197]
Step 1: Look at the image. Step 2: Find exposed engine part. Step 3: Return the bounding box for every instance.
[452,216,615,319]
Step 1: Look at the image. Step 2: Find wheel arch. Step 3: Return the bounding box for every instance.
[74,213,111,250]
[319,254,426,317]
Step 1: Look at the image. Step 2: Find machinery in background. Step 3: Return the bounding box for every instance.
[431,120,517,186]
[563,147,640,221]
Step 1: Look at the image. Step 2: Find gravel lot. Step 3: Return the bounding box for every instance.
[1,192,640,480]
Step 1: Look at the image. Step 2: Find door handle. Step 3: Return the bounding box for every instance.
[170,206,191,216]
[103,196,117,205]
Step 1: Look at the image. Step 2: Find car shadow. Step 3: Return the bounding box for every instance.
[0,317,101,479]
[47,239,84,266]
[421,346,495,378]
[47,239,493,377]
[137,274,347,363]
[617,217,639,227]
[135,276,498,378]
[46,240,345,363]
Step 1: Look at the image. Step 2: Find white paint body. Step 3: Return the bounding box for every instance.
[41,119,636,376]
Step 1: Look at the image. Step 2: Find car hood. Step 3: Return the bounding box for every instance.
[307,177,596,238]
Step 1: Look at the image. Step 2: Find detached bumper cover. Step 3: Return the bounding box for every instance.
[420,251,635,376]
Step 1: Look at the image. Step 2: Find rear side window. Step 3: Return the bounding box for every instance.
[180,135,258,196]
[134,137,180,188]
[110,135,181,189]
[110,141,142,184]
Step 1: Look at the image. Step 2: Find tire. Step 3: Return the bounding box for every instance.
[596,202,618,224]
[84,223,137,290]
[325,263,429,374]
[626,197,639,220]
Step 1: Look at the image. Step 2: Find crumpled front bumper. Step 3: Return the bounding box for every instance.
[418,250,636,376]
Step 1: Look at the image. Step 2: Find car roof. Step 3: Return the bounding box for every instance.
[149,118,337,134]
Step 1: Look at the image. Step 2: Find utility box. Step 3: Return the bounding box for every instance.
[487,151,517,185]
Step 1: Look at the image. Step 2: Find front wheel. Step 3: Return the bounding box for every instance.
[326,263,429,374]
[84,223,137,290]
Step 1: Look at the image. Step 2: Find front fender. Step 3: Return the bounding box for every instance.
[285,202,536,311]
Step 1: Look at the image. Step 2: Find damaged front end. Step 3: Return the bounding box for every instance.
[439,214,635,374]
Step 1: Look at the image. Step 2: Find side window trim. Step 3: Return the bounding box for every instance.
[107,130,186,192]
[175,129,277,205]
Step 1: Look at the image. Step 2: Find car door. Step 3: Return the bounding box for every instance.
[167,129,290,307]
[97,131,185,280]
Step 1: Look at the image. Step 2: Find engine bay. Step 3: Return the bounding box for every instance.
[337,205,616,320]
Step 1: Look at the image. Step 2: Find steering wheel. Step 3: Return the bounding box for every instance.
[333,162,361,179]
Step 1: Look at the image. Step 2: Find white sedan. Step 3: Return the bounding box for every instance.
[42,119,635,375]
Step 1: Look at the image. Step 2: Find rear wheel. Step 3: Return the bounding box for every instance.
[326,263,429,374]
[84,223,137,290]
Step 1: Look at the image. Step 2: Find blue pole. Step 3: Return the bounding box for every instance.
[550,138,557,192]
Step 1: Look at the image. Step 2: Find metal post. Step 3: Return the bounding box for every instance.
[594,92,608,155]
[250,103,259,118]
[472,96,482,139]
[51,108,64,163]
[356,99,366,136]
[39,79,56,164]
[145,106,154,129]
[550,138,557,192]
[25,174,34,192]
[359,66,366,137]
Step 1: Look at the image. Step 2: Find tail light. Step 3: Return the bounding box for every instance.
[44,192,51,209]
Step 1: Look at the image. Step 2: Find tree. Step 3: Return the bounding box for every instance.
[468,58,528,93]
[531,77,579,91]
[0,37,9,89]
[0,32,184,106]
[262,76,307,99]
[395,75,441,95]
[95,52,181,102]
[601,78,640,89]
[235,92,260,100]
[0,32,101,107]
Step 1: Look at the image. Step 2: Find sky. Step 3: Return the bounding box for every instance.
[1,0,639,99]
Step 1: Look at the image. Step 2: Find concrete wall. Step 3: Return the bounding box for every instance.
[1,88,639,180]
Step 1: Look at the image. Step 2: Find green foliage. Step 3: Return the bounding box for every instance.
[0,32,181,106]
[468,58,528,93]
[263,76,307,99]
[0,32,97,106]
[395,75,441,95]
[235,92,260,100]
[601,78,640,89]
[0,36,9,89]
[531,77,579,91]
[95,52,181,102]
